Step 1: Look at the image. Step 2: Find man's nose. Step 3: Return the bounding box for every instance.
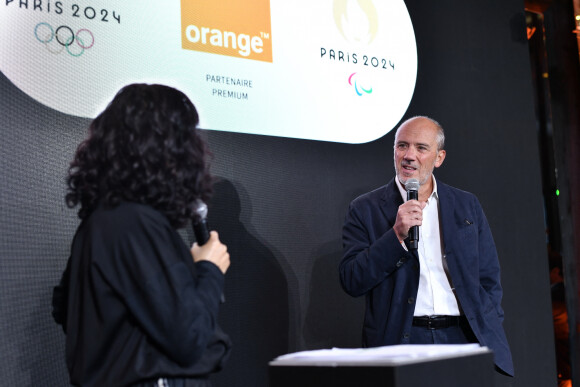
[403,147,417,159]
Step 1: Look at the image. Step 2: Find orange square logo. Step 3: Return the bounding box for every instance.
[181,0,273,63]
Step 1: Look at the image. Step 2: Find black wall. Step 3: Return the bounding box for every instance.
[0,1,556,386]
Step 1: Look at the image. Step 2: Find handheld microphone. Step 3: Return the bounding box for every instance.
[193,200,225,303]
[193,200,210,245]
[405,178,420,250]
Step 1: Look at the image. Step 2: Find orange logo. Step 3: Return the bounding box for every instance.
[181,0,273,63]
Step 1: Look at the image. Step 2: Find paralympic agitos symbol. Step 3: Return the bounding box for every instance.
[34,22,94,57]
[348,72,372,96]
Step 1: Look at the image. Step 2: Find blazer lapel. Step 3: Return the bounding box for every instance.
[437,181,458,254]
[380,178,403,227]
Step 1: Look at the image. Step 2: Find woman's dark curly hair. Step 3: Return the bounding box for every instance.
[66,83,213,228]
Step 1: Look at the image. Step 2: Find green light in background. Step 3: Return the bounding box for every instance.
[556,189,560,196]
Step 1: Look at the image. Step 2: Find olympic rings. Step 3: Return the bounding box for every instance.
[76,29,95,49]
[55,25,74,46]
[34,23,53,43]
[34,22,94,57]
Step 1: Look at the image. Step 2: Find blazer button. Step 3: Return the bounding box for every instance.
[403,333,410,339]
[408,297,415,304]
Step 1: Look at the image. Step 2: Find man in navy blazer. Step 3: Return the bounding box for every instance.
[339,116,513,377]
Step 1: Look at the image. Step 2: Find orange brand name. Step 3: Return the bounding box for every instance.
[181,0,273,63]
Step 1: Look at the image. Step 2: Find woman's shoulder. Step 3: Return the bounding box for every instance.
[86,201,171,233]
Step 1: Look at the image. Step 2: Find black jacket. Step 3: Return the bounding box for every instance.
[52,202,231,387]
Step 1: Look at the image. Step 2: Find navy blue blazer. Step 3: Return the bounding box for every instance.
[340,178,514,376]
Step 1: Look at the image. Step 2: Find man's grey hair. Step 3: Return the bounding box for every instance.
[394,116,445,151]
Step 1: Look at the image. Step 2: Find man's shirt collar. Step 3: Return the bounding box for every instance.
[396,175,438,202]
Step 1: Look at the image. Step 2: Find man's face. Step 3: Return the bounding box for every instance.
[393,118,446,186]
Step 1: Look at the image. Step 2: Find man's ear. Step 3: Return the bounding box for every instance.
[435,149,446,168]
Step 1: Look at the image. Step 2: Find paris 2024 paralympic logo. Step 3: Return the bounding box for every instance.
[331,0,395,97]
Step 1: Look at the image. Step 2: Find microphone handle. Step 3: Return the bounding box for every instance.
[193,219,210,245]
[193,219,226,303]
[407,190,419,250]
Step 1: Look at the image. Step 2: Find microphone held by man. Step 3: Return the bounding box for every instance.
[405,178,420,250]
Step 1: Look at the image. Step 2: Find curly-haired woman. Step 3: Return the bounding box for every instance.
[52,84,231,387]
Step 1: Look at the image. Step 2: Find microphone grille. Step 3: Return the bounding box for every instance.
[194,200,208,220]
[406,178,420,191]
